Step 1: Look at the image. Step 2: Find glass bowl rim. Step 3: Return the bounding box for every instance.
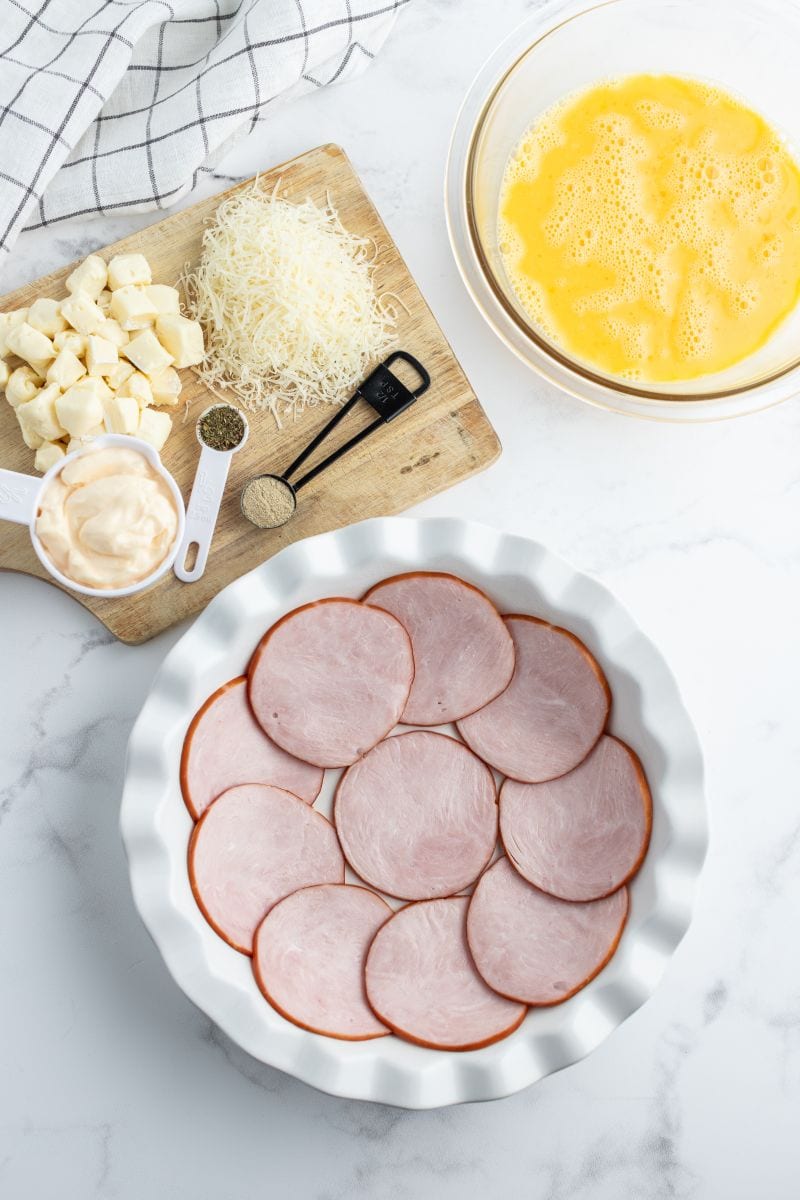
[447,0,800,419]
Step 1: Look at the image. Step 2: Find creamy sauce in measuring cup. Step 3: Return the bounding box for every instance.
[0,435,185,597]
[35,445,179,590]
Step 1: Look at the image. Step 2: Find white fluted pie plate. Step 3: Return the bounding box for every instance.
[120,517,707,1108]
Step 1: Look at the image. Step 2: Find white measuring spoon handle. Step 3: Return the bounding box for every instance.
[0,467,39,526]
[173,445,233,583]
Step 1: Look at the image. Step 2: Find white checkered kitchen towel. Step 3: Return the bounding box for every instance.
[0,0,407,262]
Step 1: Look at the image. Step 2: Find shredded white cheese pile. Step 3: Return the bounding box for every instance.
[184,182,396,421]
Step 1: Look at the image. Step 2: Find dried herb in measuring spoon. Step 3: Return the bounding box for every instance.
[174,402,249,584]
[198,404,246,451]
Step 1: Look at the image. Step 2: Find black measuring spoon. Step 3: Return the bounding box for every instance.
[240,351,431,529]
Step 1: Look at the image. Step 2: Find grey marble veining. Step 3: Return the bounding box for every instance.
[2,1,800,1196]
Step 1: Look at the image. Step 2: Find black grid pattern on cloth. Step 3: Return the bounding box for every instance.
[0,0,407,260]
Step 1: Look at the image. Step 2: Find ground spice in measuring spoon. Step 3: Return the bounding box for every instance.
[198,404,246,451]
[240,474,297,528]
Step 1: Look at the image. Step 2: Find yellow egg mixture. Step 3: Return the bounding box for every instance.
[499,74,800,383]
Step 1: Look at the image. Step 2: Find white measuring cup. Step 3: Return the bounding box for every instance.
[0,434,186,598]
[174,403,249,583]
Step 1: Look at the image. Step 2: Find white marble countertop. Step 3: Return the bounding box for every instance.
[2,2,799,1196]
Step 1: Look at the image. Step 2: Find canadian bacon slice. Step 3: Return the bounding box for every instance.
[365,897,527,1050]
[500,735,652,901]
[334,730,498,901]
[253,884,392,1040]
[467,858,628,1006]
[363,572,515,724]
[180,676,323,819]
[457,615,610,782]
[248,598,414,768]
[188,783,344,954]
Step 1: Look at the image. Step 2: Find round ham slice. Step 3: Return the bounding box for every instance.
[188,783,344,954]
[365,897,527,1050]
[467,858,628,1006]
[180,677,324,819]
[248,598,414,768]
[362,572,515,725]
[500,735,652,901]
[334,730,498,900]
[253,884,391,1040]
[457,615,610,783]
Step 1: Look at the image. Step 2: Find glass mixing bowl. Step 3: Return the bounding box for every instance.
[446,0,800,420]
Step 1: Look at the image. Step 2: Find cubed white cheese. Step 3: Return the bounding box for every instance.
[6,364,41,407]
[149,366,181,407]
[103,393,140,435]
[47,347,86,390]
[154,314,204,367]
[99,318,129,348]
[109,285,158,331]
[106,360,135,391]
[0,309,28,357]
[17,384,66,447]
[17,409,43,448]
[144,284,180,315]
[53,329,85,355]
[5,321,56,367]
[28,298,67,338]
[123,329,173,375]
[119,371,153,409]
[28,358,53,380]
[107,253,152,290]
[85,334,119,377]
[136,407,171,451]
[34,441,66,473]
[60,291,106,335]
[97,289,112,310]
[55,377,109,436]
[66,428,104,454]
[65,254,107,299]
[0,359,9,390]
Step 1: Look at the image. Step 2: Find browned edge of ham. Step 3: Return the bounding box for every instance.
[180,677,240,819]
[187,784,344,956]
[364,896,528,1051]
[252,883,393,1042]
[362,571,515,725]
[246,596,415,768]
[457,613,612,784]
[179,675,324,820]
[501,733,652,900]
[502,614,612,781]
[466,858,630,1007]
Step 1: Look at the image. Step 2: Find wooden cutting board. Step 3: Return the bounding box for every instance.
[0,144,500,643]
